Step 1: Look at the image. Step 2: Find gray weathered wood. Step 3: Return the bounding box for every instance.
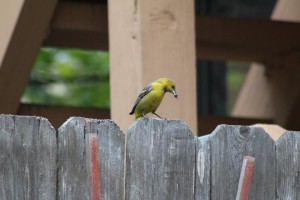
[210,125,275,200]
[276,131,300,200]
[195,135,210,200]
[0,114,57,200]
[126,118,196,200]
[92,119,125,200]
[58,117,125,200]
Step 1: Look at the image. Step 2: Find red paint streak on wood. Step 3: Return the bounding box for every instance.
[235,156,255,200]
[89,133,101,200]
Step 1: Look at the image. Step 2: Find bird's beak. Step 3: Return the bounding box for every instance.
[172,89,178,98]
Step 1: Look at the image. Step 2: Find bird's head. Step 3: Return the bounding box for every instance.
[157,78,177,98]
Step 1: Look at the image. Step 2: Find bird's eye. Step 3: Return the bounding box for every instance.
[171,85,175,89]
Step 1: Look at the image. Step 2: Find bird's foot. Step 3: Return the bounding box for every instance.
[153,112,162,118]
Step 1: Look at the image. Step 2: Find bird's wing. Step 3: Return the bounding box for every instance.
[129,83,152,115]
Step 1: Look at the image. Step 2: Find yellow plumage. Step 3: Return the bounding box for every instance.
[129,78,178,119]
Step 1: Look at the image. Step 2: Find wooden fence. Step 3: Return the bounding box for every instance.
[0,114,299,200]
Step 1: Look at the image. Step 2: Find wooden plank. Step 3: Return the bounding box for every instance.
[126,118,196,200]
[17,103,110,129]
[45,1,108,50]
[276,131,300,200]
[93,119,125,200]
[108,0,197,132]
[195,135,210,200]
[210,125,275,200]
[0,114,57,200]
[58,117,125,200]
[0,0,58,113]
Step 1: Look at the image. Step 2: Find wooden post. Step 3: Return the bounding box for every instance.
[108,0,197,132]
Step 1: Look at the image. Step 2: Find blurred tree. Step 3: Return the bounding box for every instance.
[21,48,110,108]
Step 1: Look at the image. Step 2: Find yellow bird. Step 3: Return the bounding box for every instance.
[129,78,178,119]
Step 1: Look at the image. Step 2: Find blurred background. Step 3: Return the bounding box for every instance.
[2,0,299,135]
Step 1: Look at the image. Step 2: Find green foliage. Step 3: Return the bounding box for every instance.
[226,61,249,113]
[21,48,110,108]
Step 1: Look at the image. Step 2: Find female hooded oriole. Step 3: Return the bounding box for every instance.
[129,78,177,119]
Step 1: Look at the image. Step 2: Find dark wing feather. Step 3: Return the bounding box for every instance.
[129,84,152,115]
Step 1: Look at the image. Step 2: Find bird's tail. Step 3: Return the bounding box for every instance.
[129,110,134,115]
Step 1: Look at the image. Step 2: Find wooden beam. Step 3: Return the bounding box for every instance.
[196,16,300,65]
[0,0,58,113]
[17,103,110,129]
[47,2,300,66]
[108,0,197,132]
[232,0,300,130]
[45,2,108,50]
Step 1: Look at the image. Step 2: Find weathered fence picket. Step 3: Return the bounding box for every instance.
[0,114,300,200]
[195,125,276,200]
[0,115,56,200]
[126,119,196,200]
[276,131,300,200]
[58,117,125,200]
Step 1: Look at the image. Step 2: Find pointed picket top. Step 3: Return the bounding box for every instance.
[207,124,276,200]
[126,118,196,200]
[57,117,125,200]
[0,114,56,200]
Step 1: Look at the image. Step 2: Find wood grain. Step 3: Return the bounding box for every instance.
[57,117,125,200]
[276,131,300,200]
[48,2,300,66]
[126,118,196,200]
[210,125,275,200]
[108,0,197,132]
[0,115,57,200]
[195,135,210,200]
